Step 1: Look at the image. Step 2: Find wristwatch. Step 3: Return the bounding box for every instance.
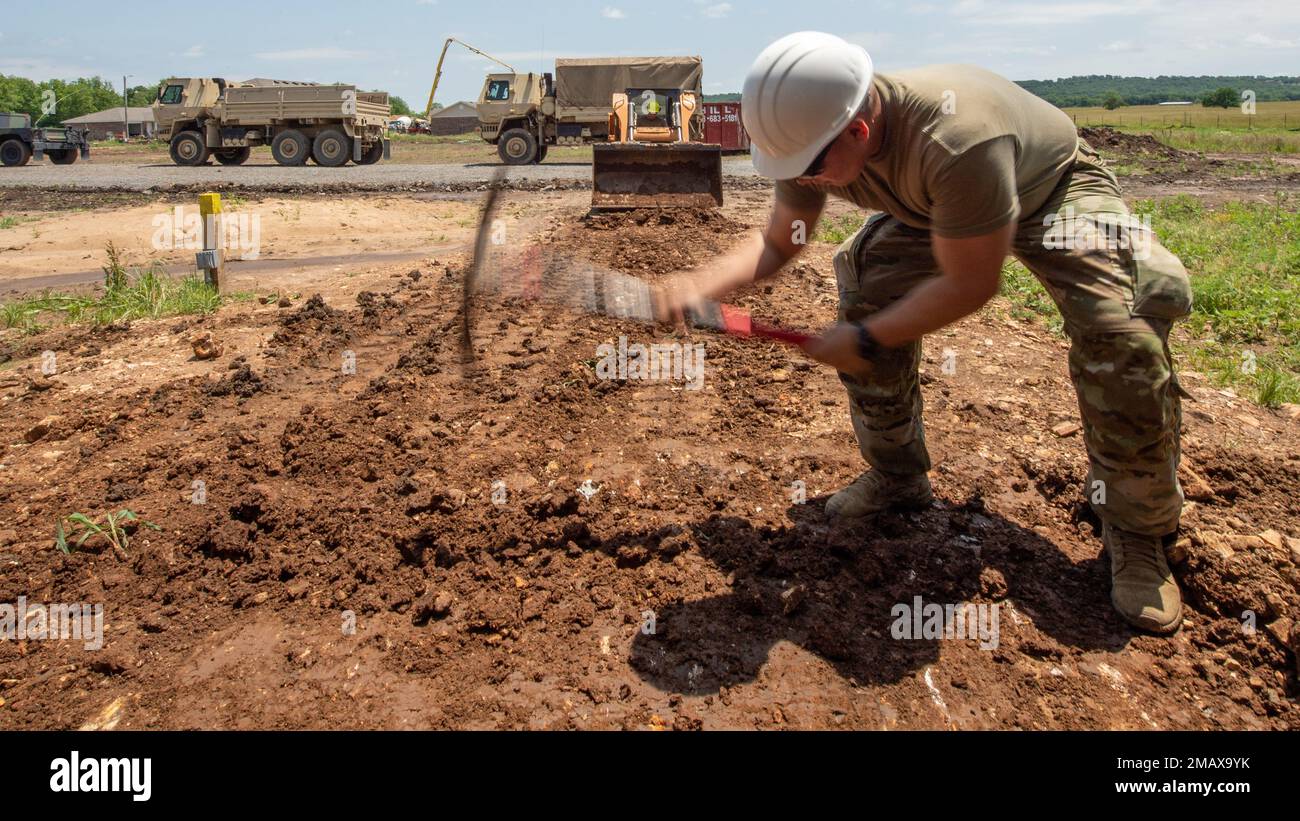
[856,322,881,361]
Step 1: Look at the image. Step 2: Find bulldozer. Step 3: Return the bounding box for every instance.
[591,87,723,209]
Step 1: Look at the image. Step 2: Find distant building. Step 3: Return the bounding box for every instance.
[62,107,156,140]
[1157,101,1195,106]
[427,101,478,136]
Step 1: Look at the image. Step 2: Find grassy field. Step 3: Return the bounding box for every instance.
[1063,99,1300,129]
[1064,100,1300,154]
[1002,194,1300,407]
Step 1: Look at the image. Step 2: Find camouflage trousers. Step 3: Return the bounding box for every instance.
[832,140,1193,536]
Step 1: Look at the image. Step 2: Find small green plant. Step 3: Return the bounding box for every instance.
[0,216,23,230]
[102,241,128,291]
[55,510,160,559]
[813,213,867,244]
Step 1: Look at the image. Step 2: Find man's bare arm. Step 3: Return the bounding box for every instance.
[659,195,824,318]
[865,224,1013,347]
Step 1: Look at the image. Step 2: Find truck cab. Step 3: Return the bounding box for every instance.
[152,78,231,140]
[476,72,553,163]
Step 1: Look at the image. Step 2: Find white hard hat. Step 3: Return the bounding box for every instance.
[741,31,874,180]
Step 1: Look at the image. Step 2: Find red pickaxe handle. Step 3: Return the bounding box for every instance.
[700,303,814,348]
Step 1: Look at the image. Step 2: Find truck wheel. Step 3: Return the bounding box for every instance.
[169,131,210,166]
[271,130,310,166]
[312,129,352,167]
[215,147,252,166]
[1,139,33,167]
[498,128,537,165]
[48,149,79,165]
[357,142,384,165]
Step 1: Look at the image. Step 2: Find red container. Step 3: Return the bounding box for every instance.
[702,101,749,152]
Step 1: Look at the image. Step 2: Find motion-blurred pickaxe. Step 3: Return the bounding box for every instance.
[461,175,812,366]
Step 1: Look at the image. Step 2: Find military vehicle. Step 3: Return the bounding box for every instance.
[152,78,392,167]
[472,57,704,165]
[0,112,90,167]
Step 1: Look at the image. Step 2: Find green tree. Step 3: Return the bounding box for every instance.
[1201,87,1239,108]
[0,75,43,120]
[1102,92,1124,110]
[389,95,414,117]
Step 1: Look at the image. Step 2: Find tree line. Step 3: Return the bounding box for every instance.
[0,75,162,125]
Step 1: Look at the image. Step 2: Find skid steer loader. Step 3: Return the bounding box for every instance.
[591,88,723,209]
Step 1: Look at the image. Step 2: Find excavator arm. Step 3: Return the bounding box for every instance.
[425,38,516,119]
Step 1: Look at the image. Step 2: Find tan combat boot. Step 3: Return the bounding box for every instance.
[1103,522,1183,634]
[825,470,933,519]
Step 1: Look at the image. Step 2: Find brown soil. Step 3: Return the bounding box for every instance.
[1,189,1298,730]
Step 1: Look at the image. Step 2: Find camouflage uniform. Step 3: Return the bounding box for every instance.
[833,140,1192,536]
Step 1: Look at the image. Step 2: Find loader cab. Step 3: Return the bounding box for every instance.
[611,88,699,144]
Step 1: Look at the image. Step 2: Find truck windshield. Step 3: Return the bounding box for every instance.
[486,81,511,102]
[160,85,184,105]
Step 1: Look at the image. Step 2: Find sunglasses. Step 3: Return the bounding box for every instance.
[802,140,834,178]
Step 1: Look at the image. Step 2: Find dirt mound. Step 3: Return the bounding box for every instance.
[546,208,747,277]
[1079,126,1194,162]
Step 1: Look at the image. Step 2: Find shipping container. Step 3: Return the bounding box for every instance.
[702,101,749,153]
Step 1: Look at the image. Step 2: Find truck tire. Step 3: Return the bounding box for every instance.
[1,139,33,167]
[312,129,352,167]
[498,128,537,165]
[357,142,384,165]
[271,130,310,166]
[215,147,252,166]
[48,149,79,165]
[169,131,210,166]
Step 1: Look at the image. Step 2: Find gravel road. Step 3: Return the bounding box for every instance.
[0,157,765,193]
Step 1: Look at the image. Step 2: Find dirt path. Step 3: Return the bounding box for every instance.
[0,191,1296,730]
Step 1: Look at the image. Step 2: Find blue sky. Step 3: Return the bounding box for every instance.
[4,0,1299,107]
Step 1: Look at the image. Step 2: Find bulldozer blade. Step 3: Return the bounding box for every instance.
[591,143,723,209]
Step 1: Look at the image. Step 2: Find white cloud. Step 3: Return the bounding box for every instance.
[1100,40,1141,52]
[701,3,733,19]
[601,6,626,19]
[183,45,205,58]
[1244,32,1297,49]
[953,0,1160,26]
[254,47,369,61]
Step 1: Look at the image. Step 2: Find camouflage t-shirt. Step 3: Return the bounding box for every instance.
[775,64,1079,238]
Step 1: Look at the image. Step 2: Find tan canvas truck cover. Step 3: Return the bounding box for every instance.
[554,57,703,110]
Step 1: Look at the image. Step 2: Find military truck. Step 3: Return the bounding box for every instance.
[0,112,90,167]
[153,78,392,167]
[476,57,703,165]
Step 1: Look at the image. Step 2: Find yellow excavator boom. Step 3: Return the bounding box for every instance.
[425,38,516,119]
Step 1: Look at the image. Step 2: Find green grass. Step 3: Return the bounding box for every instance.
[813,213,866,245]
[998,195,1300,407]
[0,216,24,230]
[0,244,239,332]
